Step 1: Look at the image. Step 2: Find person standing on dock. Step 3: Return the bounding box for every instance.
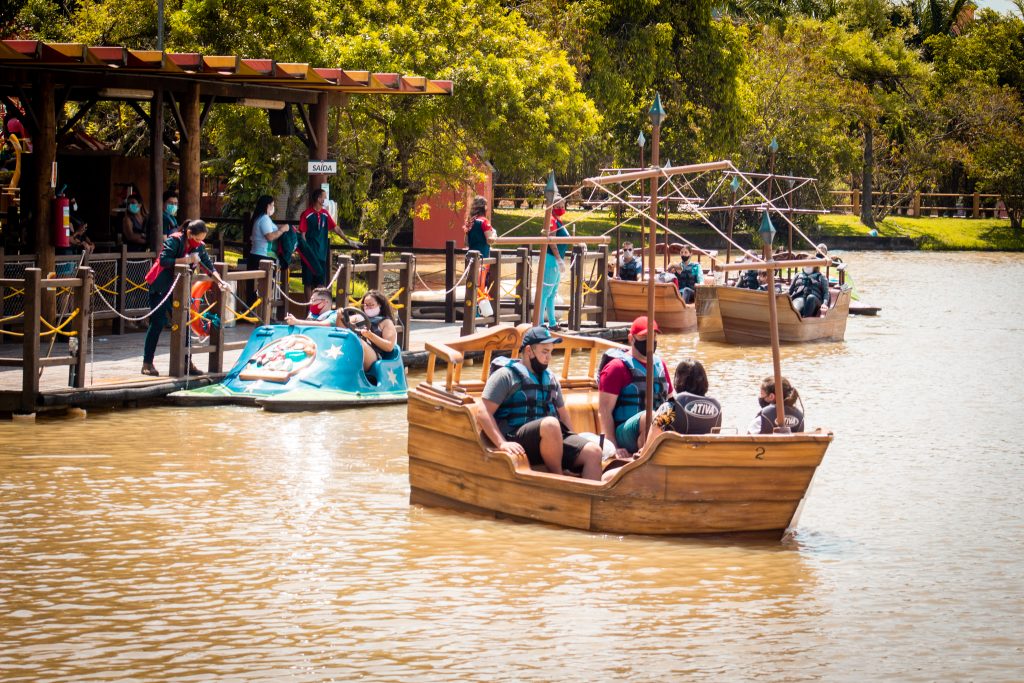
[540,195,569,329]
[464,196,496,290]
[598,316,673,457]
[297,188,346,296]
[477,327,604,480]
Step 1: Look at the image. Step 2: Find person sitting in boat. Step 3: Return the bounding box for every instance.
[477,327,604,480]
[675,246,704,304]
[618,242,642,281]
[655,265,678,285]
[647,358,723,442]
[284,287,336,327]
[748,376,804,434]
[598,316,673,458]
[352,289,399,374]
[736,269,760,290]
[788,256,830,317]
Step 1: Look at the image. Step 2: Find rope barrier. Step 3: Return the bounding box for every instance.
[227,297,263,323]
[91,273,182,322]
[0,311,24,323]
[414,265,470,296]
[39,309,80,337]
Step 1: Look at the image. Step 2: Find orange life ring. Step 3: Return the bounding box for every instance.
[190,279,215,337]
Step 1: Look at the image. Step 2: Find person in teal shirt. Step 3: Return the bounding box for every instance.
[541,196,569,329]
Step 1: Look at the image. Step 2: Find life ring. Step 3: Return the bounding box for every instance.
[190,279,215,338]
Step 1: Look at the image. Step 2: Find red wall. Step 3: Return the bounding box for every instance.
[413,166,493,250]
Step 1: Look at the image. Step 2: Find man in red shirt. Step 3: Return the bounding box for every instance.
[598,316,673,457]
[296,188,348,296]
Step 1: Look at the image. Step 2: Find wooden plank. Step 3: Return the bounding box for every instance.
[608,279,695,331]
[590,496,795,535]
[647,435,829,468]
[663,466,816,502]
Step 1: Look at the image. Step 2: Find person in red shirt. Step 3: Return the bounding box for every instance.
[296,188,348,296]
[598,316,673,457]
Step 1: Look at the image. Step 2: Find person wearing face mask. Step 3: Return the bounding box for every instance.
[121,192,148,250]
[675,246,704,304]
[597,316,673,457]
[478,327,604,480]
[142,220,227,376]
[247,194,291,271]
[63,193,94,255]
[646,358,722,441]
[350,290,399,374]
[747,376,804,434]
[297,188,349,296]
[540,195,570,329]
[284,287,336,326]
[788,255,831,317]
[618,242,642,281]
[162,190,179,236]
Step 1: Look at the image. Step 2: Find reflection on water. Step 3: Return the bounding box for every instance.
[1,252,1022,681]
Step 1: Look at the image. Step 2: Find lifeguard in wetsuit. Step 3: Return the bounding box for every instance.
[476,327,604,480]
[597,316,673,457]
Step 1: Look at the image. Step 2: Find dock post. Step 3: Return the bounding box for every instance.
[489,250,503,326]
[369,253,385,292]
[570,245,584,330]
[335,253,353,313]
[72,266,92,388]
[113,245,128,335]
[596,245,608,327]
[258,260,274,325]
[462,251,480,336]
[168,264,190,377]
[444,240,456,323]
[515,247,530,325]
[209,262,229,373]
[21,268,41,413]
[400,252,415,350]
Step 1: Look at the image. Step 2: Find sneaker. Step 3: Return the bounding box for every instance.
[141,363,159,377]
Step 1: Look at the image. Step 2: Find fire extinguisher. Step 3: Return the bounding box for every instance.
[53,194,71,248]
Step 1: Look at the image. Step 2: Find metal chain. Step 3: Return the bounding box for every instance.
[91,273,182,322]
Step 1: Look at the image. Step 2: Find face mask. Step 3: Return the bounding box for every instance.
[758,396,770,408]
[803,267,813,275]
[166,204,178,216]
[267,205,275,217]
[552,206,566,217]
[528,355,548,378]
[187,237,203,251]
[128,203,140,214]
[680,254,690,262]
[363,305,380,318]
[633,338,656,358]
[310,302,325,316]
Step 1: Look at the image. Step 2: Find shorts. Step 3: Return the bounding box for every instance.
[614,411,643,453]
[509,418,590,473]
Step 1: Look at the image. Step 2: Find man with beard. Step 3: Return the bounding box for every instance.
[598,316,673,458]
[477,327,604,480]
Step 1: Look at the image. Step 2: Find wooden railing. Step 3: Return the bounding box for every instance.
[332,252,415,351]
[829,190,1015,219]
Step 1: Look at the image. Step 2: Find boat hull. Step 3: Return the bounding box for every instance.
[608,279,696,332]
[696,285,850,344]
[407,390,831,537]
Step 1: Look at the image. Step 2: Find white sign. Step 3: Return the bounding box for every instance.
[308,160,337,175]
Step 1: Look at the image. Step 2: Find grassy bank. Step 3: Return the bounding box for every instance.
[493,208,1023,251]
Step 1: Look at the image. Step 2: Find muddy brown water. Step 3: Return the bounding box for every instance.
[1,251,1022,681]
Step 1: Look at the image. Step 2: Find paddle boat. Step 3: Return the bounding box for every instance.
[407,323,833,537]
[170,307,407,411]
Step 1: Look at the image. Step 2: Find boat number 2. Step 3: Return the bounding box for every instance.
[754,447,765,460]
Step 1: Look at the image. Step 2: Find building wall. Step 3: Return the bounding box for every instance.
[412,165,493,250]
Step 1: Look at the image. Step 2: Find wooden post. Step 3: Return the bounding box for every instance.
[614,225,621,278]
[369,253,385,292]
[515,246,530,325]
[972,191,980,219]
[149,89,164,252]
[179,82,201,221]
[72,266,92,388]
[444,240,456,323]
[596,245,608,327]
[912,191,921,217]
[209,262,229,373]
[168,263,190,377]
[259,260,274,324]
[462,250,480,336]
[114,244,128,334]
[307,93,330,197]
[336,253,353,313]
[399,252,415,350]
[852,188,861,217]
[532,233,551,327]
[763,243,789,433]
[645,119,661,430]
[21,268,41,413]
[488,250,502,325]
[34,74,57,324]
[570,245,584,330]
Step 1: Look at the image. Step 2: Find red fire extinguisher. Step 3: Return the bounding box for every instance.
[53,195,70,248]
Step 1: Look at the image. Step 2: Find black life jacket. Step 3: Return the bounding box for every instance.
[677,262,699,289]
[620,257,642,281]
[737,270,760,290]
[757,404,805,433]
[668,392,723,435]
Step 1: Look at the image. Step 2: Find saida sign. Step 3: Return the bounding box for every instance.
[307,160,338,175]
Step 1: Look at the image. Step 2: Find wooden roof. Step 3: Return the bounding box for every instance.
[0,40,453,98]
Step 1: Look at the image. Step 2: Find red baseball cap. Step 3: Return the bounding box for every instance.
[629,316,660,336]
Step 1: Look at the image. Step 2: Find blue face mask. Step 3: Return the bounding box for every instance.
[128,203,141,215]
[166,203,178,216]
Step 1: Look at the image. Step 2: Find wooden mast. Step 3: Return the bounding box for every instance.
[645,93,665,430]
[531,171,557,326]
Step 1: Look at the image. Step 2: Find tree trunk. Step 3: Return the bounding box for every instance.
[861,125,876,229]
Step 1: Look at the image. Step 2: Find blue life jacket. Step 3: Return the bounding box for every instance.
[604,347,668,426]
[492,357,558,434]
[620,257,642,281]
[677,261,699,289]
[757,404,805,433]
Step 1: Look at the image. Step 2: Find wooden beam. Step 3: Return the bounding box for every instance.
[149,89,165,252]
[57,97,96,138]
[165,90,188,144]
[179,82,201,220]
[32,73,56,322]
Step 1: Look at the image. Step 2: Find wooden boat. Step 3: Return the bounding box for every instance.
[608,278,696,332]
[407,324,832,537]
[696,284,851,344]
